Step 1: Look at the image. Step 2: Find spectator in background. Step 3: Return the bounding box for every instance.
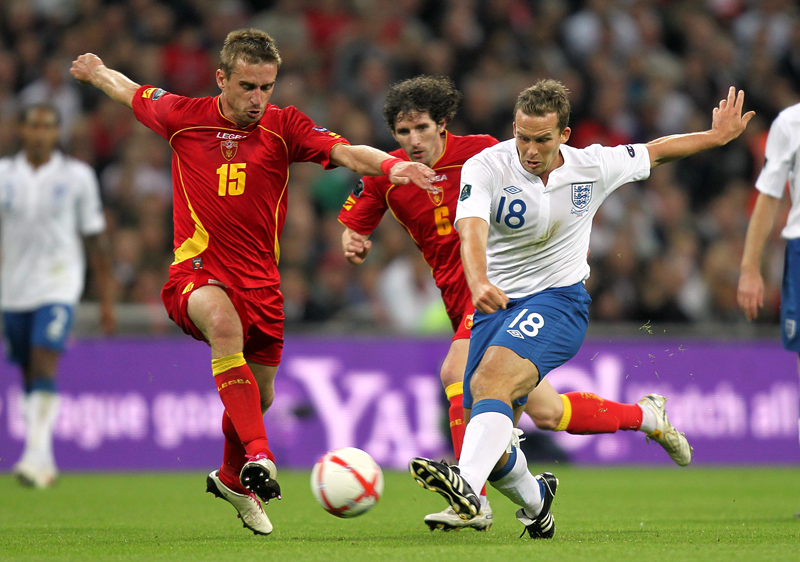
[0,103,115,488]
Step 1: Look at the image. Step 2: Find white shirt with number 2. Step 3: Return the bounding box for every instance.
[456,139,651,299]
[755,102,800,240]
[0,151,106,310]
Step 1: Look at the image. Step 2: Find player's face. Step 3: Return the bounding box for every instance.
[20,107,59,163]
[217,59,278,128]
[392,111,446,168]
[513,110,570,177]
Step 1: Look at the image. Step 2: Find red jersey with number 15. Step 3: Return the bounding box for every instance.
[338,132,497,329]
[132,85,348,289]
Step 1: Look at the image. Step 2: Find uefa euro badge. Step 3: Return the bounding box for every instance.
[460,183,472,201]
[221,140,238,161]
[786,318,796,339]
[571,182,593,211]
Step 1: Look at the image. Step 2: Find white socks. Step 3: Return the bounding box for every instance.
[458,407,514,495]
[488,446,543,516]
[639,403,658,434]
[21,391,60,467]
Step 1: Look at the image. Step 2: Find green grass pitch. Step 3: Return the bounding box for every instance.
[1,466,798,562]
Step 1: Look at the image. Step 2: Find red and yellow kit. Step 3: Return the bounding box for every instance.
[133,85,348,289]
[338,132,497,333]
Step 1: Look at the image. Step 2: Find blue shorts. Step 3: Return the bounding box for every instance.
[781,239,800,352]
[463,282,591,409]
[2,304,75,368]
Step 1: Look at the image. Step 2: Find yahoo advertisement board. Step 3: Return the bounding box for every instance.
[0,336,798,471]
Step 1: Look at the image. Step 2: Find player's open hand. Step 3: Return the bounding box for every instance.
[70,53,104,84]
[388,161,437,193]
[737,268,764,322]
[471,281,509,314]
[711,87,756,145]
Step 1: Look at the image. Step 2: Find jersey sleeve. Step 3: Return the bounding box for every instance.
[281,106,350,168]
[755,113,794,198]
[455,155,495,229]
[75,162,106,236]
[591,143,651,196]
[131,85,186,140]
[338,175,388,235]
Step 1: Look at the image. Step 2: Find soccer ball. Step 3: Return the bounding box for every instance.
[311,447,384,518]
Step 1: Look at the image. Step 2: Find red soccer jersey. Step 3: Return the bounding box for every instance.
[133,85,348,289]
[338,132,497,329]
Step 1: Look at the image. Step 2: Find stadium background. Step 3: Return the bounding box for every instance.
[0,0,799,470]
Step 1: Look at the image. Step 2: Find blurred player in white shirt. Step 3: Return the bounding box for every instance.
[411,80,754,537]
[0,104,115,488]
[737,102,800,517]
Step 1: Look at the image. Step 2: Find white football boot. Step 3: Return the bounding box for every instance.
[639,394,693,466]
[207,470,273,535]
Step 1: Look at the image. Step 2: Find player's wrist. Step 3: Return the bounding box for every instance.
[379,157,404,176]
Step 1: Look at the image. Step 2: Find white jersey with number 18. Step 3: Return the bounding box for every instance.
[455,139,651,299]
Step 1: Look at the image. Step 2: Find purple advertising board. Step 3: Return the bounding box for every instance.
[1,336,798,472]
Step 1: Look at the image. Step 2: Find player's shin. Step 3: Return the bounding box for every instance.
[487,446,543,515]
[458,399,514,494]
[212,353,272,459]
[445,382,466,460]
[557,392,643,434]
[219,411,249,493]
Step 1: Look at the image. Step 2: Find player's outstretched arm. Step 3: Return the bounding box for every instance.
[70,53,140,109]
[645,87,755,167]
[342,227,372,265]
[330,144,436,192]
[738,192,782,321]
[458,217,508,314]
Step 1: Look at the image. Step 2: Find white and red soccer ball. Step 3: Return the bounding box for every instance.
[311,447,384,518]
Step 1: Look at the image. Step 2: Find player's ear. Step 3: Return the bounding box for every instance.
[216,69,226,90]
[560,126,571,144]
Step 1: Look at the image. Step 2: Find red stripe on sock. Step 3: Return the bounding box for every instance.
[215,363,272,458]
[563,392,642,434]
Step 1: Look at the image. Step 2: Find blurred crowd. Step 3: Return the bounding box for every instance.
[1,0,799,333]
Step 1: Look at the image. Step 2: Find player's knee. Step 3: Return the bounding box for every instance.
[439,361,461,388]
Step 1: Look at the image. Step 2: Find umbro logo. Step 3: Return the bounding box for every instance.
[504,186,522,194]
[507,329,525,339]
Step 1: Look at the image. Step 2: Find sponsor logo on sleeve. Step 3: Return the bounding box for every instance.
[459,183,472,201]
[625,145,635,158]
[785,318,796,339]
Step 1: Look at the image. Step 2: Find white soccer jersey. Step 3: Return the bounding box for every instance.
[755,102,800,240]
[456,139,651,298]
[0,151,106,310]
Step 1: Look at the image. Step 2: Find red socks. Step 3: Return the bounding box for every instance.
[558,392,643,434]
[446,382,465,459]
[212,353,272,459]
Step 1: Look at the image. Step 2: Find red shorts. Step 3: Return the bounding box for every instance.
[161,268,284,366]
[452,307,475,341]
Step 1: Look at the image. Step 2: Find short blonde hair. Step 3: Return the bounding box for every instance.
[220,28,282,78]
[514,79,571,131]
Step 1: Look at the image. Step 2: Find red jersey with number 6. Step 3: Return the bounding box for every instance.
[338,132,497,329]
[132,85,348,289]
